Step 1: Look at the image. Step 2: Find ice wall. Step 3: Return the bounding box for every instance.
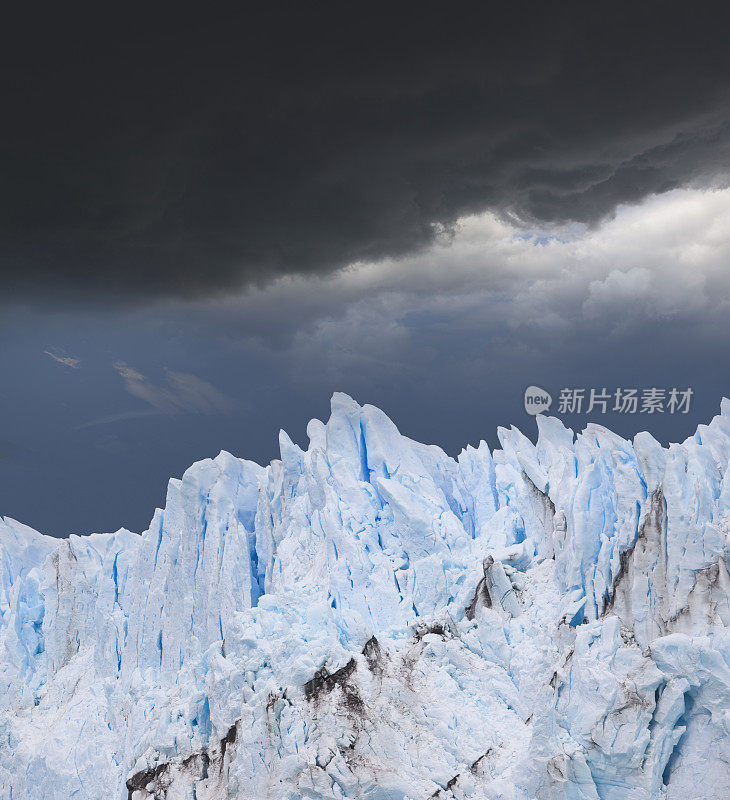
[2,394,730,799]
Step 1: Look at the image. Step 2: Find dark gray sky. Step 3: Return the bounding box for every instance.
[2,4,730,536]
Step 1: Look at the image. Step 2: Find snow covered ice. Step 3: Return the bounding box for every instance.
[2,393,730,799]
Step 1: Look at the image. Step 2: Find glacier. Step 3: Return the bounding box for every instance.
[2,393,730,800]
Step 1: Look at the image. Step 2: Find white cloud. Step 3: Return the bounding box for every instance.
[142,186,730,383]
[44,349,81,369]
[329,186,730,335]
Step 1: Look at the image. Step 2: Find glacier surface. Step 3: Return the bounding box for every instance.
[2,393,730,799]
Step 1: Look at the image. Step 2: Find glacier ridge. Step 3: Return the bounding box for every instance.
[2,393,730,799]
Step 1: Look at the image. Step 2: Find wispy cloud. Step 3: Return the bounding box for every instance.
[44,349,81,369]
[75,409,163,430]
[113,362,235,415]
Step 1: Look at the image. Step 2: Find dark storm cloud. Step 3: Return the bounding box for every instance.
[2,4,730,301]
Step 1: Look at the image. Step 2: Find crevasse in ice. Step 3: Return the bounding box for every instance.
[2,393,730,799]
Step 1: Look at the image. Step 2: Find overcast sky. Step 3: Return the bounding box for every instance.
[2,5,730,536]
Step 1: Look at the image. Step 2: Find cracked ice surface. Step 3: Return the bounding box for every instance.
[2,393,730,799]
